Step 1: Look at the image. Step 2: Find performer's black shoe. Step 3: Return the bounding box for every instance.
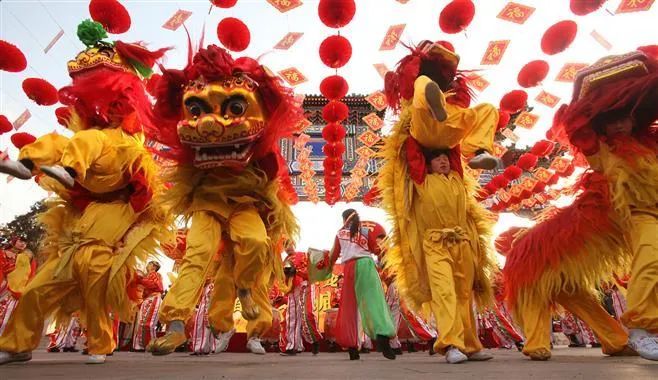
[591,343,602,348]
[328,342,338,353]
[393,348,403,356]
[47,347,60,353]
[63,347,79,353]
[360,347,370,354]
[348,348,360,361]
[311,342,320,355]
[81,349,88,355]
[428,338,437,356]
[407,342,417,353]
[280,349,296,356]
[515,341,525,352]
[376,335,396,360]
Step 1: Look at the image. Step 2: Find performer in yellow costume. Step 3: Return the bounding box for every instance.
[380,40,499,364]
[502,50,658,361]
[0,20,168,365]
[144,44,301,355]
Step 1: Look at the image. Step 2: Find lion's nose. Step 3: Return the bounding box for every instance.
[196,116,226,142]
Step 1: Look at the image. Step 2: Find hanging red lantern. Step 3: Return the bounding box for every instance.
[320,75,349,100]
[55,107,72,127]
[517,60,549,88]
[0,40,27,73]
[532,181,546,193]
[503,165,522,180]
[211,0,238,8]
[638,45,658,60]
[217,18,251,52]
[541,20,578,55]
[22,78,59,106]
[530,140,555,156]
[492,175,510,189]
[319,35,352,68]
[497,110,510,130]
[0,115,13,134]
[484,181,498,194]
[322,123,347,142]
[318,0,356,28]
[517,153,538,171]
[11,132,37,149]
[499,90,528,113]
[439,0,475,34]
[89,0,131,34]
[323,141,346,157]
[322,101,349,123]
[569,0,606,16]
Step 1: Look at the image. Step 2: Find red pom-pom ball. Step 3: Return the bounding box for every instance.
[497,110,510,130]
[517,153,538,171]
[322,123,346,142]
[570,0,606,16]
[0,115,13,134]
[0,40,27,73]
[11,132,37,149]
[530,140,555,156]
[517,60,549,88]
[503,165,522,181]
[217,18,251,52]
[322,101,349,123]
[323,141,346,157]
[499,90,528,113]
[211,0,238,8]
[318,0,356,28]
[439,0,475,34]
[541,20,578,55]
[319,35,352,69]
[89,0,131,34]
[22,78,59,106]
[320,75,349,100]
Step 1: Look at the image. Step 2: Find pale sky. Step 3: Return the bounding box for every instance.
[1,1,656,280]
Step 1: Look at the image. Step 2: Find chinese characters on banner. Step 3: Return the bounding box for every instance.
[163,9,192,31]
[357,130,381,147]
[616,0,654,13]
[362,112,384,131]
[555,63,589,82]
[535,91,561,108]
[365,91,387,111]
[467,74,490,92]
[267,0,303,13]
[496,2,535,24]
[514,112,539,129]
[380,24,406,51]
[13,109,31,130]
[274,32,304,50]
[278,67,308,86]
[481,40,510,65]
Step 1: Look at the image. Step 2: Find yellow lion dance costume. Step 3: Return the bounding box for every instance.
[144,44,301,355]
[379,40,499,363]
[0,20,168,365]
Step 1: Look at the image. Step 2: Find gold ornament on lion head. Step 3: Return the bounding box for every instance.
[67,43,135,77]
[178,73,266,169]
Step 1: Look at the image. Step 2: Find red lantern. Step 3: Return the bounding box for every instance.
[217,18,251,52]
[517,60,549,88]
[497,110,510,130]
[11,132,36,149]
[484,181,498,194]
[319,35,352,68]
[569,0,606,16]
[211,0,238,8]
[517,153,538,171]
[89,0,131,34]
[322,123,347,142]
[638,45,658,60]
[55,107,72,127]
[503,165,522,181]
[439,0,475,34]
[320,75,349,100]
[532,181,546,193]
[322,101,349,123]
[492,175,510,189]
[541,20,578,55]
[0,115,13,134]
[22,78,58,106]
[530,140,555,156]
[318,0,356,28]
[499,90,528,113]
[323,141,346,157]
[0,40,27,73]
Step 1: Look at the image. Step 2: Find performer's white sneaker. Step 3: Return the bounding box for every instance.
[215,328,235,353]
[629,329,658,361]
[246,337,266,355]
[86,354,106,364]
[468,350,493,361]
[445,347,468,364]
[0,351,32,365]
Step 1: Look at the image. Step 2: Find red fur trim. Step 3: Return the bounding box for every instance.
[114,41,169,71]
[128,168,152,213]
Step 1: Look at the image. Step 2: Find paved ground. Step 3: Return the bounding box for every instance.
[2,347,657,379]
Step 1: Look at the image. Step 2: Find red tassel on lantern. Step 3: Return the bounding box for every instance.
[517,153,538,171]
[0,40,27,73]
[541,20,578,55]
[0,115,13,134]
[322,123,347,141]
[517,60,549,88]
[498,110,510,130]
[439,0,475,34]
[319,35,352,68]
[320,75,349,100]
[217,18,251,52]
[89,0,131,34]
[530,140,555,156]
[11,132,36,149]
[55,107,72,127]
[503,165,522,180]
[318,0,356,28]
[500,90,528,113]
[211,0,238,8]
[22,78,59,106]
[322,101,349,123]
[569,0,606,16]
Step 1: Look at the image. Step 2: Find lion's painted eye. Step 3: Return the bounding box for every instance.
[223,96,248,117]
[184,97,212,117]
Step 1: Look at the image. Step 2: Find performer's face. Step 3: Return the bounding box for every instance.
[147,263,156,273]
[430,154,451,175]
[14,240,26,251]
[603,117,633,137]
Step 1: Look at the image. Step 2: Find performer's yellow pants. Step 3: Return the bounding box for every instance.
[0,246,114,355]
[422,230,482,355]
[158,208,269,324]
[208,257,273,339]
[622,213,658,332]
[411,75,498,156]
[517,290,628,356]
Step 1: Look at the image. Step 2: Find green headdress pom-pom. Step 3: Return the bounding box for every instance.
[77,20,109,47]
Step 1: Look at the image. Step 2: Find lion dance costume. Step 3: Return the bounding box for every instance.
[144,44,301,355]
[502,50,658,361]
[379,40,499,363]
[0,20,168,365]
